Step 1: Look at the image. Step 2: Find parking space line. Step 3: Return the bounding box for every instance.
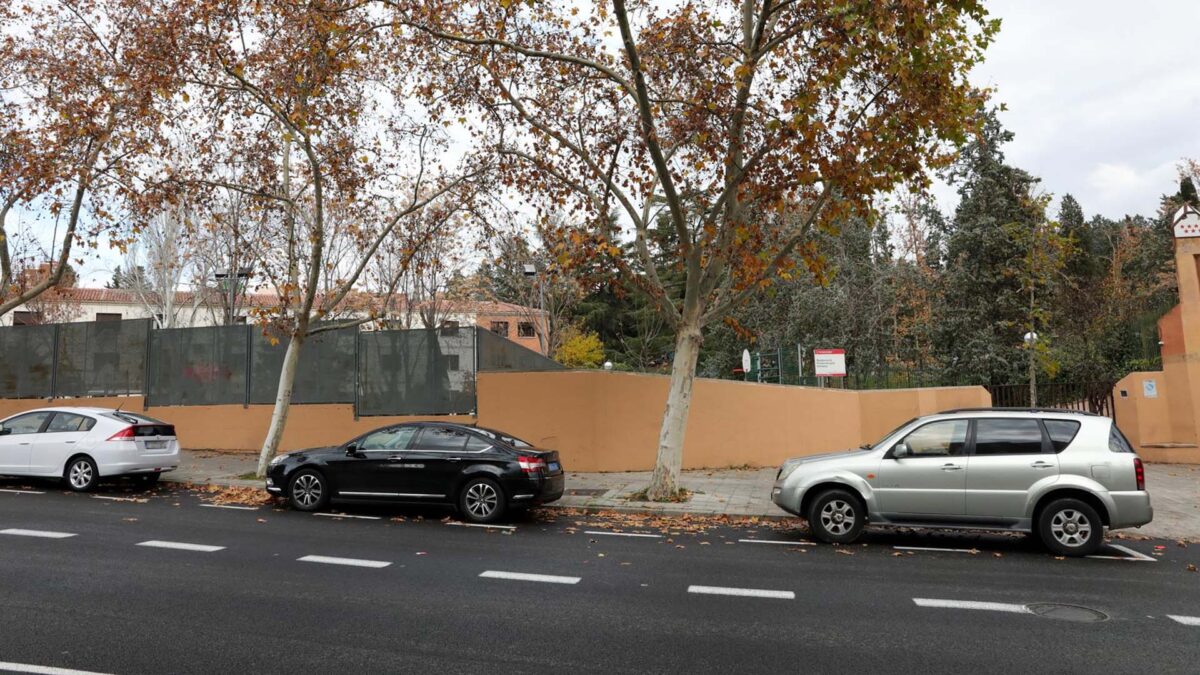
[688,585,795,600]
[479,570,580,584]
[585,530,662,539]
[449,522,517,530]
[894,546,978,554]
[1086,544,1157,562]
[313,513,381,521]
[738,538,817,546]
[0,660,114,675]
[1167,615,1200,626]
[199,504,259,511]
[913,598,1029,614]
[298,555,391,569]
[137,540,225,553]
[0,489,44,495]
[0,529,77,539]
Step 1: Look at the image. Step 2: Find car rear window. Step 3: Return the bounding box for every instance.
[1042,420,1081,453]
[1108,426,1136,454]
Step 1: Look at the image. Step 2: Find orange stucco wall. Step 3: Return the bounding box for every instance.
[0,373,990,471]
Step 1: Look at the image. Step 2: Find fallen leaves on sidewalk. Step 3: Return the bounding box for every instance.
[199,485,277,506]
[1186,563,1197,573]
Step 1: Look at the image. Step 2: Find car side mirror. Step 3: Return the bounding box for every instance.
[345,442,358,455]
[892,443,909,459]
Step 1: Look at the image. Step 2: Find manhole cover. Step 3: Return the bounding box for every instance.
[1025,603,1109,623]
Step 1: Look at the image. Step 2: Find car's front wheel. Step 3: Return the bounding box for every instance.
[806,488,866,544]
[458,477,506,524]
[1038,498,1103,556]
[288,470,329,512]
[64,456,99,492]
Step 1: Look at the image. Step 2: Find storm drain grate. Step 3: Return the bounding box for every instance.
[1026,603,1109,623]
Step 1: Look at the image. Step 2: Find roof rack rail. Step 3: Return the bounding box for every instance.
[936,407,1101,416]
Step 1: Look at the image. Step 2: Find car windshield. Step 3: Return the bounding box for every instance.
[861,417,918,450]
[473,427,532,448]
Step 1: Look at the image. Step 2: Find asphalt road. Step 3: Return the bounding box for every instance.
[1,478,1198,674]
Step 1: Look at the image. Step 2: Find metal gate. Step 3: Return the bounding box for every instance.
[985,382,1117,419]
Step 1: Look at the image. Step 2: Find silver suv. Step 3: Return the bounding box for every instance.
[771,409,1152,556]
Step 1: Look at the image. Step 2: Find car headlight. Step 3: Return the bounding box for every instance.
[777,460,803,482]
[269,454,287,466]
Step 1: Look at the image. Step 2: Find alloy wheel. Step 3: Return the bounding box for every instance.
[465,482,499,519]
[819,499,855,536]
[69,460,94,490]
[293,474,323,508]
[1049,509,1092,548]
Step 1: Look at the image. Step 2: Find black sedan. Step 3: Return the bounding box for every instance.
[264,422,564,523]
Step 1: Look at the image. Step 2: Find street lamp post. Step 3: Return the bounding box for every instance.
[1023,331,1038,408]
[215,268,252,325]
[522,263,546,354]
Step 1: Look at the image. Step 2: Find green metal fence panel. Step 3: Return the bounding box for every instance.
[0,323,56,398]
[476,326,564,372]
[147,325,249,406]
[356,327,477,416]
[249,325,356,404]
[54,319,150,397]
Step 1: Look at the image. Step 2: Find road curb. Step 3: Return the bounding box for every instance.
[539,501,794,521]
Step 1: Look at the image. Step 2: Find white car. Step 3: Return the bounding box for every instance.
[0,407,179,491]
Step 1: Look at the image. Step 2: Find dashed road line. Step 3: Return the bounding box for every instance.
[913,598,1029,614]
[738,538,817,546]
[1168,615,1200,626]
[298,555,391,569]
[199,504,259,511]
[313,512,380,521]
[0,529,77,539]
[688,585,795,600]
[0,489,44,495]
[479,570,580,584]
[894,546,979,554]
[1087,544,1157,562]
[449,522,517,530]
[137,540,225,553]
[585,530,662,539]
[0,660,114,675]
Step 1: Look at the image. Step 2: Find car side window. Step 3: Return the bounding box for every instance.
[464,435,491,452]
[359,427,417,451]
[1,412,51,435]
[415,427,468,451]
[1043,420,1081,453]
[900,420,968,457]
[1108,426,1135,454]
[973,418,1046,455]
[45,413,95,433]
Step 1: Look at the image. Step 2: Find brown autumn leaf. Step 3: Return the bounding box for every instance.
[1186,563,1197,573]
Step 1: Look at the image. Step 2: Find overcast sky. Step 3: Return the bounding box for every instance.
[947,0,1200,220]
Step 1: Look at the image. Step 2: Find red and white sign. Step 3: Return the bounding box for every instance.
[1173,205,1200,238]
[813,348,846,377]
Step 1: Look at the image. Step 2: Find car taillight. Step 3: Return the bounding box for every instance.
[107,426,135,441]
[518,456,547,474]
[1134,457,1145,491]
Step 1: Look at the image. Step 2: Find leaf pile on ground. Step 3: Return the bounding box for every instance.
[198,484,277,506]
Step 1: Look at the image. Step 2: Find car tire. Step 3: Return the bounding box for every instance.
[458,477,506,524]
[64,456,99,492]
[287,469,329,512]
[1038,498,1103,557]
[806,488,866,545]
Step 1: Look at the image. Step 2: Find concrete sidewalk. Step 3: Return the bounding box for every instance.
[166,449,1200,539]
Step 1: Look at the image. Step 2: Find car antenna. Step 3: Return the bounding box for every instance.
[114,401,124,413]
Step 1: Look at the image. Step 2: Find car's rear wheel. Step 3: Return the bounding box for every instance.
[1038,498,1103,556]
[64,456,99,492]
[288,470,329,512]
[807,488,866,544]
[459,477,506,524]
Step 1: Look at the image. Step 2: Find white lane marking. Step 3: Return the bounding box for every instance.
[479,570,580,585]
[585,530,662,539]
[0,660,115,675]
[1167,615,1200,626]
[0,529,77,539]
[91,495,143,502]
[199,504,258,511]
[1086,543,1157,562]
[137,540,225,553]
[0,489,45,495]
[913,598,1029,614]
[449,522,517,530]
[894,546,978,554]
[688,585,795,600]
[298,555,391,569]
[739,538,817,546]
[313,512,381,521]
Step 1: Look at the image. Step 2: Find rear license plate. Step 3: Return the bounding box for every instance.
[146,441,166,450]
[548,462,560,472]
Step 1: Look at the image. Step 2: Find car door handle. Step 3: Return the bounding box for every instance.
[386,456,405,462]
[941,464,962,471]
[446,457,462,462]
[1030,461,1054,469]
